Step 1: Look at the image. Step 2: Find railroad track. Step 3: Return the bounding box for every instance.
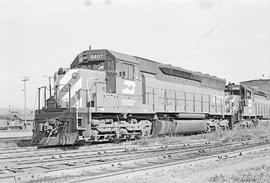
[0,131,32,141]
[0,136,269,183]
[0,135,32,150]
[0,139,223,167]
[0,137,250,166]
[0,138,208,159]
[0,136,31,143]
[0,136,252,157]
[73,144,270,183]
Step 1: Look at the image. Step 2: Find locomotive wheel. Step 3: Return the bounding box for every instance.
[205,124,215,133]
[111,138,121,143]
[108,136,121,143]
[135,134,142,140]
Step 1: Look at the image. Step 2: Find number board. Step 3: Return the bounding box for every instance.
[89,51,106,61]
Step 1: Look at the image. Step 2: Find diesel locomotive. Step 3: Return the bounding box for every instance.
[31,47,270,146]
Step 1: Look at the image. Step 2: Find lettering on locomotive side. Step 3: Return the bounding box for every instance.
[122,80,136,95]
[216,95,223,105]
[247,99,253,114]
[121,99,136,106]
[248,99,252,107]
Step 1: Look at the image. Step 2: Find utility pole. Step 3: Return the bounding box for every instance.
[21,76,29,125]
[44,75,53,97]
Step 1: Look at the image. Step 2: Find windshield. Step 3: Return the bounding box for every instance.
[80,61,104,71]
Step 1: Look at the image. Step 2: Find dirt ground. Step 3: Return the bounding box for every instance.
[100,147,270,183]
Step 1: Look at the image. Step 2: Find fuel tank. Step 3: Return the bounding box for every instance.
[171,120,208,134]
[151,120,173,137]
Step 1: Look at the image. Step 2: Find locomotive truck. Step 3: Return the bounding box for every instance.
[31,47,270,146]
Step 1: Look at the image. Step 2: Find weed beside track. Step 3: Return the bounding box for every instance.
[130,121,270,146]
[209,164,270,183]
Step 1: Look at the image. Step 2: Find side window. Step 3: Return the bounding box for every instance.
[121,63,134,80]
[122,63,129,79]
[128,64,134,80]
[107,61,114,71]
[246,91,251,99]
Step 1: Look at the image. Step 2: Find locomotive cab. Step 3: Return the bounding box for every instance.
[32,48,149,146]
[225,83,254,124]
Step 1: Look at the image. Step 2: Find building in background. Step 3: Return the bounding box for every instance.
[0,112,34,131]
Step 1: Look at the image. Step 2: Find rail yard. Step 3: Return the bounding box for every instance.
[1,46,270,183]
[2,0,270,182]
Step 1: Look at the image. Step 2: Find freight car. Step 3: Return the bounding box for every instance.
[31,47,258,146]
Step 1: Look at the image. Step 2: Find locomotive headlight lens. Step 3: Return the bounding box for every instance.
[72,72,78,79]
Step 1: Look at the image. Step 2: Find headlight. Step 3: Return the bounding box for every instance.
[72,72,78,79]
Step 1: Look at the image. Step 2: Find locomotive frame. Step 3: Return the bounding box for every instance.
[31,47,270,146]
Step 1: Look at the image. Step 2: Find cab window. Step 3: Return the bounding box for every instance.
[246,91,251,99]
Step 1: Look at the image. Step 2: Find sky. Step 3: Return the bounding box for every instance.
[0,0,270,109]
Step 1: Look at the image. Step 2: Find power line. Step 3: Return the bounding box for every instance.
[176,43,270,60]
[202,16,230,39]
[202,0,234,39]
